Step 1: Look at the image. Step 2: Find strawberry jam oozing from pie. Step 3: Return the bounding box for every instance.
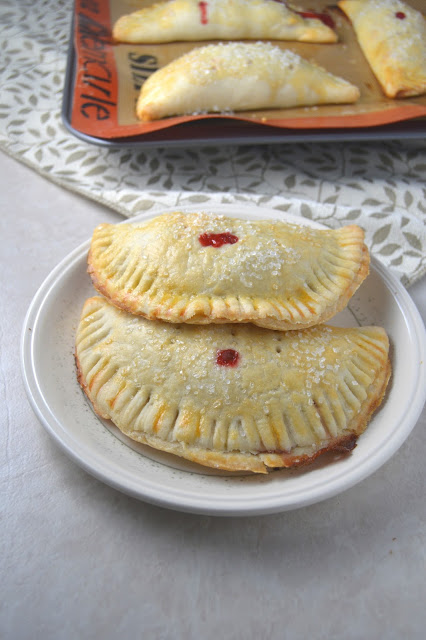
[216,349,240,367]
[395,11,406,19]
[199,232,239,247]
[198,1,209,24]
[295,10,335,29]
[274,2,335,29]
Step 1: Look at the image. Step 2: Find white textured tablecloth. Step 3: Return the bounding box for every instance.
[0,0,425,286]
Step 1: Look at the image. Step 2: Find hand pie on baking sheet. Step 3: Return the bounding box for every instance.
[338,0,426,98]
[112,0,337,44]
[75,296,391,474]
[87,212,369,331]
[136,42,360,121]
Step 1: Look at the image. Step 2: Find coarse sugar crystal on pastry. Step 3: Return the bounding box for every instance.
[113,0,337,44]
[87,211,370,331]
[135,42,360,121]
[338,0,426,98]
[75,296,391,474]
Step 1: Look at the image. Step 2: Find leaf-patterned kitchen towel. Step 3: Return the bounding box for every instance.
[0,0,425,286]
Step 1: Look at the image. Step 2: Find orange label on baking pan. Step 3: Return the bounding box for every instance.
[70,0,426,140]
[72,0,119,133]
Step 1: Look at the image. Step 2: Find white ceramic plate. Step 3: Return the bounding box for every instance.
[21,205,426,516]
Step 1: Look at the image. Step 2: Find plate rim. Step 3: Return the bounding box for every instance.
[21,205,426,515]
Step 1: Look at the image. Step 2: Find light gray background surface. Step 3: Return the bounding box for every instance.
[1,150,425,640]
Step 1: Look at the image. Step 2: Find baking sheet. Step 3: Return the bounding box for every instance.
[64,0,426,145]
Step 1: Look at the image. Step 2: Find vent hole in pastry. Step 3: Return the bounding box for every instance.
[199,232,239,247]
[276,346,282,354]
[216,349,239,367]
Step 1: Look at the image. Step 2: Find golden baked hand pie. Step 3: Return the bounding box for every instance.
[113,0,337,44]
[136,42,360,121]
[75,296,391,474]
[338,0,426,98]
[88,212,369,331]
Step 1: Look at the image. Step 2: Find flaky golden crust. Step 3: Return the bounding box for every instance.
[338,0,426,98]
[75,296,391,474]
[113,0,338,44]
[87,212,369,331]
[135,42,359,121]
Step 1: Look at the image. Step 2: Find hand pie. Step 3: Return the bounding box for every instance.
[113,0,337,44]
[75,296,391,474]
[338,0,426,98]
[88,212,369,331]
[136,42,360,120]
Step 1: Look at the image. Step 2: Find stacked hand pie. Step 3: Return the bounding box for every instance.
[75,212,391,473]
